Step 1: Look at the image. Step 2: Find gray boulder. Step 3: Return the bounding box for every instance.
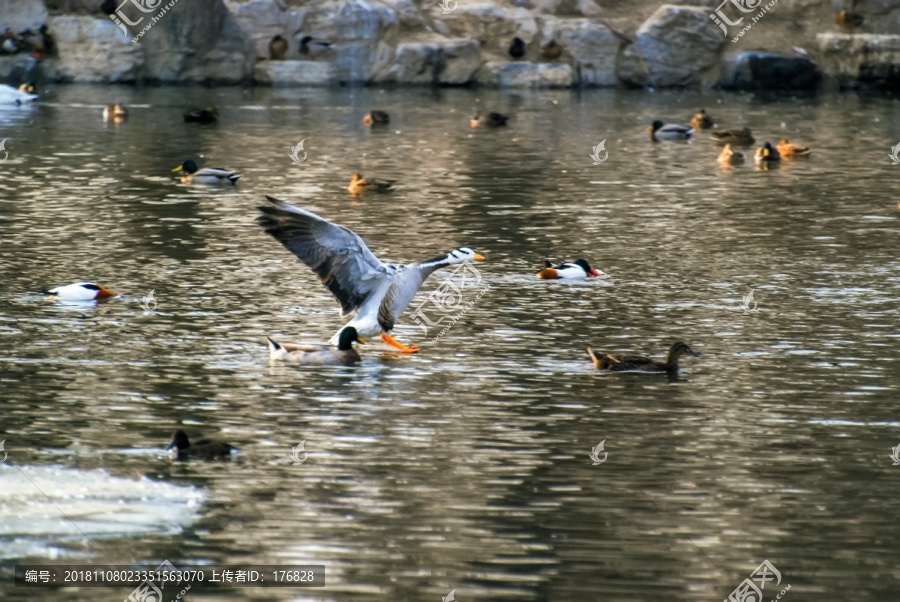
[49,16,143,82]
[817,34,900,90]
[538,16,620,86]
[720,52,821,91]
[374,36,481,85]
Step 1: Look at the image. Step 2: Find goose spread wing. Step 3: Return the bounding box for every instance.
[376,264,442,332]
[257,196,390,315]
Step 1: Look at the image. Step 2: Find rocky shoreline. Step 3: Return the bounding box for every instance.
[1,0,899,90]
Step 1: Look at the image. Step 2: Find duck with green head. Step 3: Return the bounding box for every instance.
[173,159,241,185]
[587,341,700,373]
[267,326,365,365]
[648,120,693,141]
[754,142,781,166]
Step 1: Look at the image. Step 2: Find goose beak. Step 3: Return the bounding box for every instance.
[172,165,183,172]
[473,253,485,261]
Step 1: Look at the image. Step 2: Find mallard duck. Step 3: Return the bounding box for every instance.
[363,110,390,126]
[777,138,811,159]
[836,10,864,33]
[690,109,714,130]
[267,326,365,364]
[257,197,485,353]
[537,259,606,279]
[509,37,526,59]
[542,39,563,60]
[717,143,745,166]
[173,159,241,185]
[35,24,54,58]
[588,341,700,373]
[348,172,395,195]
[183,107,218,124]
[102,104,128,122]
[299,35,331,55]
[470,112,509,128]
[0,83,37,104]
[711,127,754,146]
[648,120,693,141]
[755,142,781,165]
[45,282,116,301]
[269,34,288,60]
[166,429,237,460]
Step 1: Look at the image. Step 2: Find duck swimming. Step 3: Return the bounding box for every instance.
[711,127,754,146]
[45,282,116,301]
[348,172,395,195]
[183,107,218,124]
[648,120,693,141]
[690,109,714,130]
[470,112,508,128]
[173,159,241,185]
[537,259,606,279]
[267,326,365,364]
[717,143,745,166]
[836,9,864,33]
[257,197,485,353]
[363,110,390,126]
[509,36,526,59]
[777,138,811,159]
[588,341,700,373]
[0,83,37,105]
[166,429,237,460]
[755,141,781,165]
[102,104,128,122]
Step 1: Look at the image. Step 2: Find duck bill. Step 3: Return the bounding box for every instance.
[591,268,604,277]
[172,166,183,172]
[357,337,366,345]
[96,286,115,298]
[689,349,701,357]
[473,254,485,261]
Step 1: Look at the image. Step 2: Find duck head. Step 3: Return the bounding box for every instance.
[647,120,664,133]
[445,247,486,265]
[573,258,604,277]
[166,429,190,458]
[173,159,199,174]
[761,142,775,157]
[667,341,700,363]
[336,326,366,351]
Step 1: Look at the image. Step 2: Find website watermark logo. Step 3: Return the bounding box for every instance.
[289,140,307,165]
[724,559,790,602]
[741,289,758,314]
[442,589,457,602]
[710,0,778,43]
[0,139,8,164]
[590,140,608,165]
[0,439,7,463]
[140,289,157,314]
[890,443,900,466]
[589,440,607,465]
[889,143,900,165]
[438,0,458,15]
[290,441,308,465]
[410,260,491,343]
[108,0,180,44]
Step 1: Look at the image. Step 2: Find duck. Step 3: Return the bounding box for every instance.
[710,127,754,146]
[269,34,288,60]
[102,104,128,122]
[257,197,485,353]
[267,326,365,365]
[347,172,395,195]
[648,120,693,141]
[509,36,526,59]
[182,107,218,124]
[1,29,19,54]
[173,159,241,185]
[690,109,714,130]
[717,143,745,166]
[537,259,606,280]
[34,24,54,58]
[299,35,332,55]
[470,112,509,128]
[166,429,237,460]
[836,9,864,33]
[588,341,700,373]
[754,141,781,165]
[363,110,390,126]
[542,39,563,60]
[777,138,811,159]
[0,83,37,105]
[45,282,116,301]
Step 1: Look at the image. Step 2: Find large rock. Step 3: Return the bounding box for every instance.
[125,0,255,83]
[253,60,333,85]
[817,34,900,90]
[47,16,143,82]
[476,61,573,87]
[438,3,539,49]
[618,4,723,88]
[225,0,306,59]
[374,36,480,85]
[0,0,49,32]
[532,0,602,17]
[720,52,821,90]
[380,0,424,28]
[538,16,620,86]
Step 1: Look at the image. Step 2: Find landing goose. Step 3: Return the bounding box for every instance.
[257,197,485,353]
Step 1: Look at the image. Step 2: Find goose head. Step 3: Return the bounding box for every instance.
[444,247,485,265]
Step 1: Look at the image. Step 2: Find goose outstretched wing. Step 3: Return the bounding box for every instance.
[257,196,390,315]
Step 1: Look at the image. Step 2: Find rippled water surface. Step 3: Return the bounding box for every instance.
[1,85,899,601]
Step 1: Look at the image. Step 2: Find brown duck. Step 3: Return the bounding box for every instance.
[777,139,811,159]
[836,10,864,33]
[588,341,700,373]
[690,109,714,130]
[363,110,390,126]
[711,127,754,146]
[269,34,288,60]
[348,172,396,195]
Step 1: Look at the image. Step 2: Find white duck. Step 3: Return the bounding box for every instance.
[537,259,606,280]
[257,197,485,353]
[46,282,116,301]
[0,83,38,105]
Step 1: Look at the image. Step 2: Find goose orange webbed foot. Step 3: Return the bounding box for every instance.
[381,333,419,353]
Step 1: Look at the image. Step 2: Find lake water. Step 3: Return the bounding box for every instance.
[1,84,899,601]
